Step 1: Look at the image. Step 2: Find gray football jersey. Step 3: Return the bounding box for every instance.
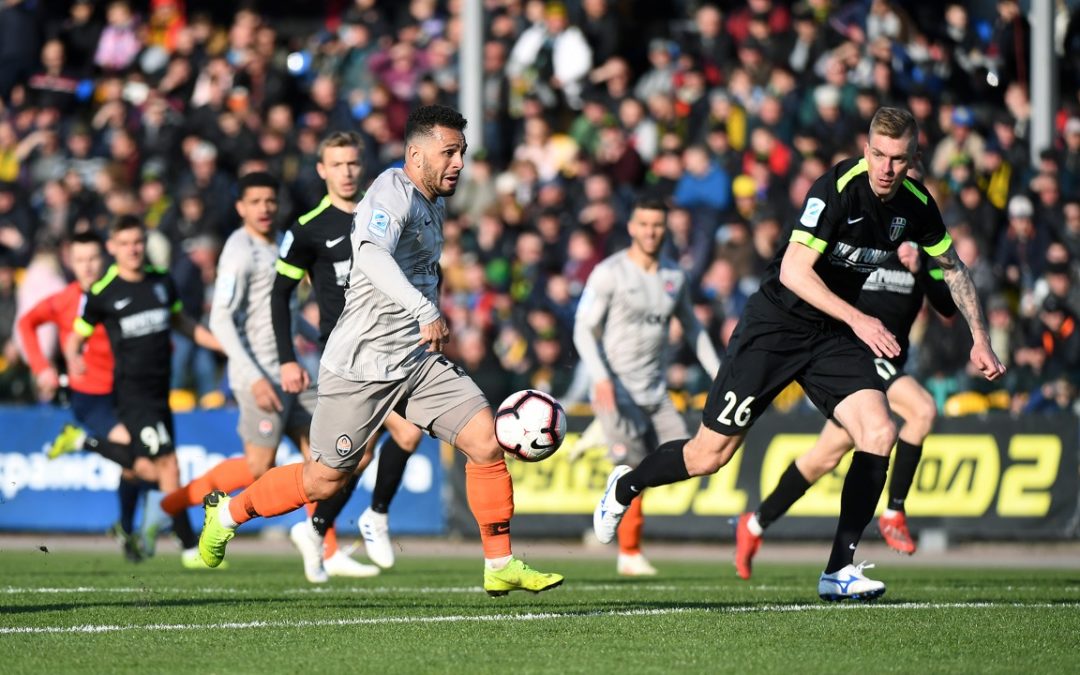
[209,227,281,388]
[321,168,444,382]
[574,251,720,406]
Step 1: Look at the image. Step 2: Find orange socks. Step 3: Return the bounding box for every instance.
[465,459,514,559]
[161,457,255,516]
[617,495,644,555]
[228,463,310,525]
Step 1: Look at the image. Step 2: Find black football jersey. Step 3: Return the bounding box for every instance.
[760,157,952,326]
[75,264,180,402]
[857,249,956,354]
[272,195,353,361]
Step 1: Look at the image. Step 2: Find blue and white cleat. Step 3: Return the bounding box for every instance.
[593,465,632,544]
[818,561,886,602]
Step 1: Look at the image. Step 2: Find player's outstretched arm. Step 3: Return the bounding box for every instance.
[172,312,223,354]
[780,242,900,358]
[933,247,1006,381]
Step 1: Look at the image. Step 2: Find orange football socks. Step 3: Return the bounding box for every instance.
[228,463,310,525]
[161,457,255,516]
[617,495,644,555]
[465,459,514,560]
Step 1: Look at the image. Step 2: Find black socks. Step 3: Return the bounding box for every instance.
[887,439,922,512]
[825,451,889,574]
[117,477,140,534]
[756,461,812,529]
[614,439,691,505]
[312,475,360,537]
[371,438,411,514]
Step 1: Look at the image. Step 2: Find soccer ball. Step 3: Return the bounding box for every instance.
[494,389,567,462]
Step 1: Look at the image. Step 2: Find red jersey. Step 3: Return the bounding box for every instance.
[17,281,114,395]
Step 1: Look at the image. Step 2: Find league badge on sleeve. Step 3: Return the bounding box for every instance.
[368,209,390,237]
[800,197,825,228]
[279,230,294,257]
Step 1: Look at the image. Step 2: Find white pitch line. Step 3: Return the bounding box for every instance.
[2,602,1078,636]
[5,584,1080,595]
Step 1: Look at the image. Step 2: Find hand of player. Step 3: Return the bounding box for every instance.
[252,377,284,413]
[970,340,1007,381]
[592,379,616,413]
[36,367,59,401]
[280,361,310,394]
[419,317,450,353]
[897,241,920,273]
[850,312,900,358]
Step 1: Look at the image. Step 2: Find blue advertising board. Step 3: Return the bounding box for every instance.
[0,406,445,535]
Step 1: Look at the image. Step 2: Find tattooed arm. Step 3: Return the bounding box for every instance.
[933,247,1007,381]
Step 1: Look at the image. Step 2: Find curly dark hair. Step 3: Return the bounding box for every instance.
[405,105,468,145]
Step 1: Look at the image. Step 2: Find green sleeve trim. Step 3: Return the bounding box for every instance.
[275,258,306,280]
[929,269,944,280]
[298,195,333,226]
[923,234,953,257]
[74,317,95,337]
[90,265,119,295]
[171,300,183,314]
[144,264,168,275]
[903,179,929,205]
[790,229,828,254]
[835,158,868,193]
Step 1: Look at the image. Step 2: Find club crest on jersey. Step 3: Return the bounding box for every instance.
[153,283,167,305]
[258,419,274,437]
[664,279,677,296]
[368,209,390,237]
[889,217,907,241]
[336,434,352,456]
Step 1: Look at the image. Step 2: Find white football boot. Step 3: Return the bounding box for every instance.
[289,520,328,583]
[593,465,632,544]
[358,507,396,569]
[617,552,658,576]
[818,561,886,602]
[324,550,381,578]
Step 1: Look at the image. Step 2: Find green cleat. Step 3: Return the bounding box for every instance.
[48,424,84,460]
[182,547,229,570]
[199,490,235,568]
[107,522,145,563]
[483,558,564,597]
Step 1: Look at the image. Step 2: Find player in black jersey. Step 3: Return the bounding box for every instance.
[593,107,1005,601]
[67,215,223,568]
[733,241,957,579]
[271,131,422,576]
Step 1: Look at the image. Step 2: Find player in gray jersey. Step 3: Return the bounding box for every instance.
[160,173,378,578]
[574,199,721,576]
[199,105,563,596]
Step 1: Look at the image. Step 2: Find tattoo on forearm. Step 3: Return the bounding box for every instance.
[936,249,988,337]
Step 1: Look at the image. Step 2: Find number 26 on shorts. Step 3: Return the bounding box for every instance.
[716,392,755,428]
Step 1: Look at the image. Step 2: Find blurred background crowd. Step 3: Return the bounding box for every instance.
[1,0,1079,418]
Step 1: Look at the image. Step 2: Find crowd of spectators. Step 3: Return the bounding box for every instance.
[1,0,1079,417]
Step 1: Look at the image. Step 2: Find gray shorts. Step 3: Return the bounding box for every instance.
[310,353,488,472]
[235,384,316,449]
[596,396,689,465]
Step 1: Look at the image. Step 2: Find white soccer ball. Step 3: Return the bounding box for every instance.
[494,389,567,462]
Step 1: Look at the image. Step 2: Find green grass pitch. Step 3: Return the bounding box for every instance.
[1,548,1078,674]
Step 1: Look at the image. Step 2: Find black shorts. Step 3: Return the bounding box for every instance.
[703,299,884,435]
[70,391,118,440]
[872,352,908,390]
[119,402,176,459]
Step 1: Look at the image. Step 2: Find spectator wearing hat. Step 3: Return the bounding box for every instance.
[930,105,987,179]
[994,194,1052,295]
[634,39,678,103]
[1035,294,1080,382]
[506,1,593,111]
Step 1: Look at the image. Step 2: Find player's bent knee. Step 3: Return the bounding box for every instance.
[684,431,738,476]
[302,460,352,501]
[859,420,897,456]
